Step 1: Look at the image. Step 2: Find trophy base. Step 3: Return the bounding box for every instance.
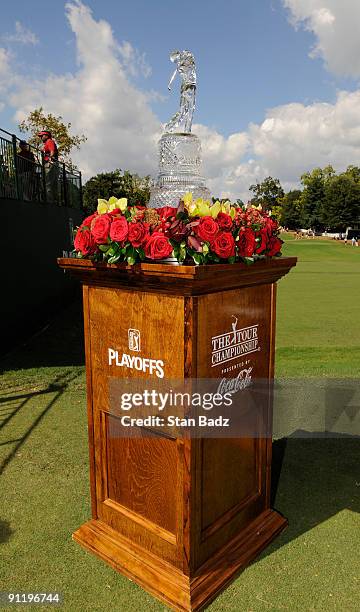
[149,184,211,209]
[149,132,210,209]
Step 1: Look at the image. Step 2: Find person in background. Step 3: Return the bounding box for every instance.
[38,130,59,203]
[0,154,6,197]
[18,140,36,201]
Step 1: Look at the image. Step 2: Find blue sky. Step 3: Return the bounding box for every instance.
[1,0,360,198]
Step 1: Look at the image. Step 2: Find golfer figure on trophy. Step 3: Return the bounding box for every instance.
[149,50,210,208]
[165,50,196,134]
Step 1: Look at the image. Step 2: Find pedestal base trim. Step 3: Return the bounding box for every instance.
[72,509,287,611]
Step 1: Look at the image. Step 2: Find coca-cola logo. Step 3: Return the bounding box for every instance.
[217,367,253,395]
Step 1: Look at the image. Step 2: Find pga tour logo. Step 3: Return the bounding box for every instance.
[128,329,140,352]
[211,316,260,367]
[108,327,164,378]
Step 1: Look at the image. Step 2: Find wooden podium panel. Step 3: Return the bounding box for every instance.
[58,257,297,611]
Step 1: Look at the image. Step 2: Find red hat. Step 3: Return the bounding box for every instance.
[38,130,51,137]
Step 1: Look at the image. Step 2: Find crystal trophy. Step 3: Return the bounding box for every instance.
[149,50,210,208]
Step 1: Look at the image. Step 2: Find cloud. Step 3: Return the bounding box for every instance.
[0,47,13,106]
[231,90,360,191]
[10,1,161,178]
[283,0,360,77]
[4,21,39,46]
[118,41,152,78]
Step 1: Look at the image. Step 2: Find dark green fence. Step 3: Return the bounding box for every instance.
[0,128,83,208]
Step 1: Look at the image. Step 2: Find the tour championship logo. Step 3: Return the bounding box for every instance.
[211,316,260,367]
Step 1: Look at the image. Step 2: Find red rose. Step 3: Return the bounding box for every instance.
[144,232,173,260]
[267,236,283,256]
[81,213,97,228]
[211,232,235,259]
[217,212,233,231]
[263,215,278,235]
[237,228,256,257]
[110,216,128,243]
[255,228,269,254]
[91,215,111,244]
[109,208,121,216]
[194,216,219,242]
[74,227,96,256]
[128,222,149,248]
[158,206,177,222]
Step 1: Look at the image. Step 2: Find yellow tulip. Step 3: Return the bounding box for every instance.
[118,197,128,211]
[97,199,109,215]
[183,191,193,205]
[188,202,198,216]
[229,206,236,220]
[210,201,221,218]
[219,200,231,214]
[108,201,119,212]
[195,198,211,217]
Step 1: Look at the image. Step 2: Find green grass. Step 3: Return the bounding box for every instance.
[276,235,360,376]
[0,237,359,611]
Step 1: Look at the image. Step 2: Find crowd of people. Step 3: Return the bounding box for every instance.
[294,229,316,239]
[292,228,359,245]
[0,131,59,203]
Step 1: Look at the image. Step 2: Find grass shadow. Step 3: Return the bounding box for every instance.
[267,431,360,559]
[0,369,82,475]
[0,519,13,544]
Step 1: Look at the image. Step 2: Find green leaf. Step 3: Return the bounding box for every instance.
[127,256,136,265]
[99,244,110,253]
[137,247,145,260]
[179,246,186,262]
[192,252,203,265]
[126,245,136,259]
[228,256,236,264]
[243,256,255,265]
[107,254,121,264]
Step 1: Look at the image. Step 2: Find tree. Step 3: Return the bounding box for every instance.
[344,165,360,183]
[83,169,151,211]
[279,190,304,229]
[18,106,87,165]
[249,176,284,211]
[322,173,360,230]
[300,165,335,229]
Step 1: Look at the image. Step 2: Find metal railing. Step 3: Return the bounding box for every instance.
[0,127,83,208]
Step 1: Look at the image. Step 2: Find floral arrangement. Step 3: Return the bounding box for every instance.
[73,193,283,265]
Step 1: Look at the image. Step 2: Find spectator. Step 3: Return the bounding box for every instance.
[38,130,59,203]
[0,153,13,198]
[18,140,36,201]
[0,154,6,197]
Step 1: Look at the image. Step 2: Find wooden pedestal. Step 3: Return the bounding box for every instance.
[58,257,296,611]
